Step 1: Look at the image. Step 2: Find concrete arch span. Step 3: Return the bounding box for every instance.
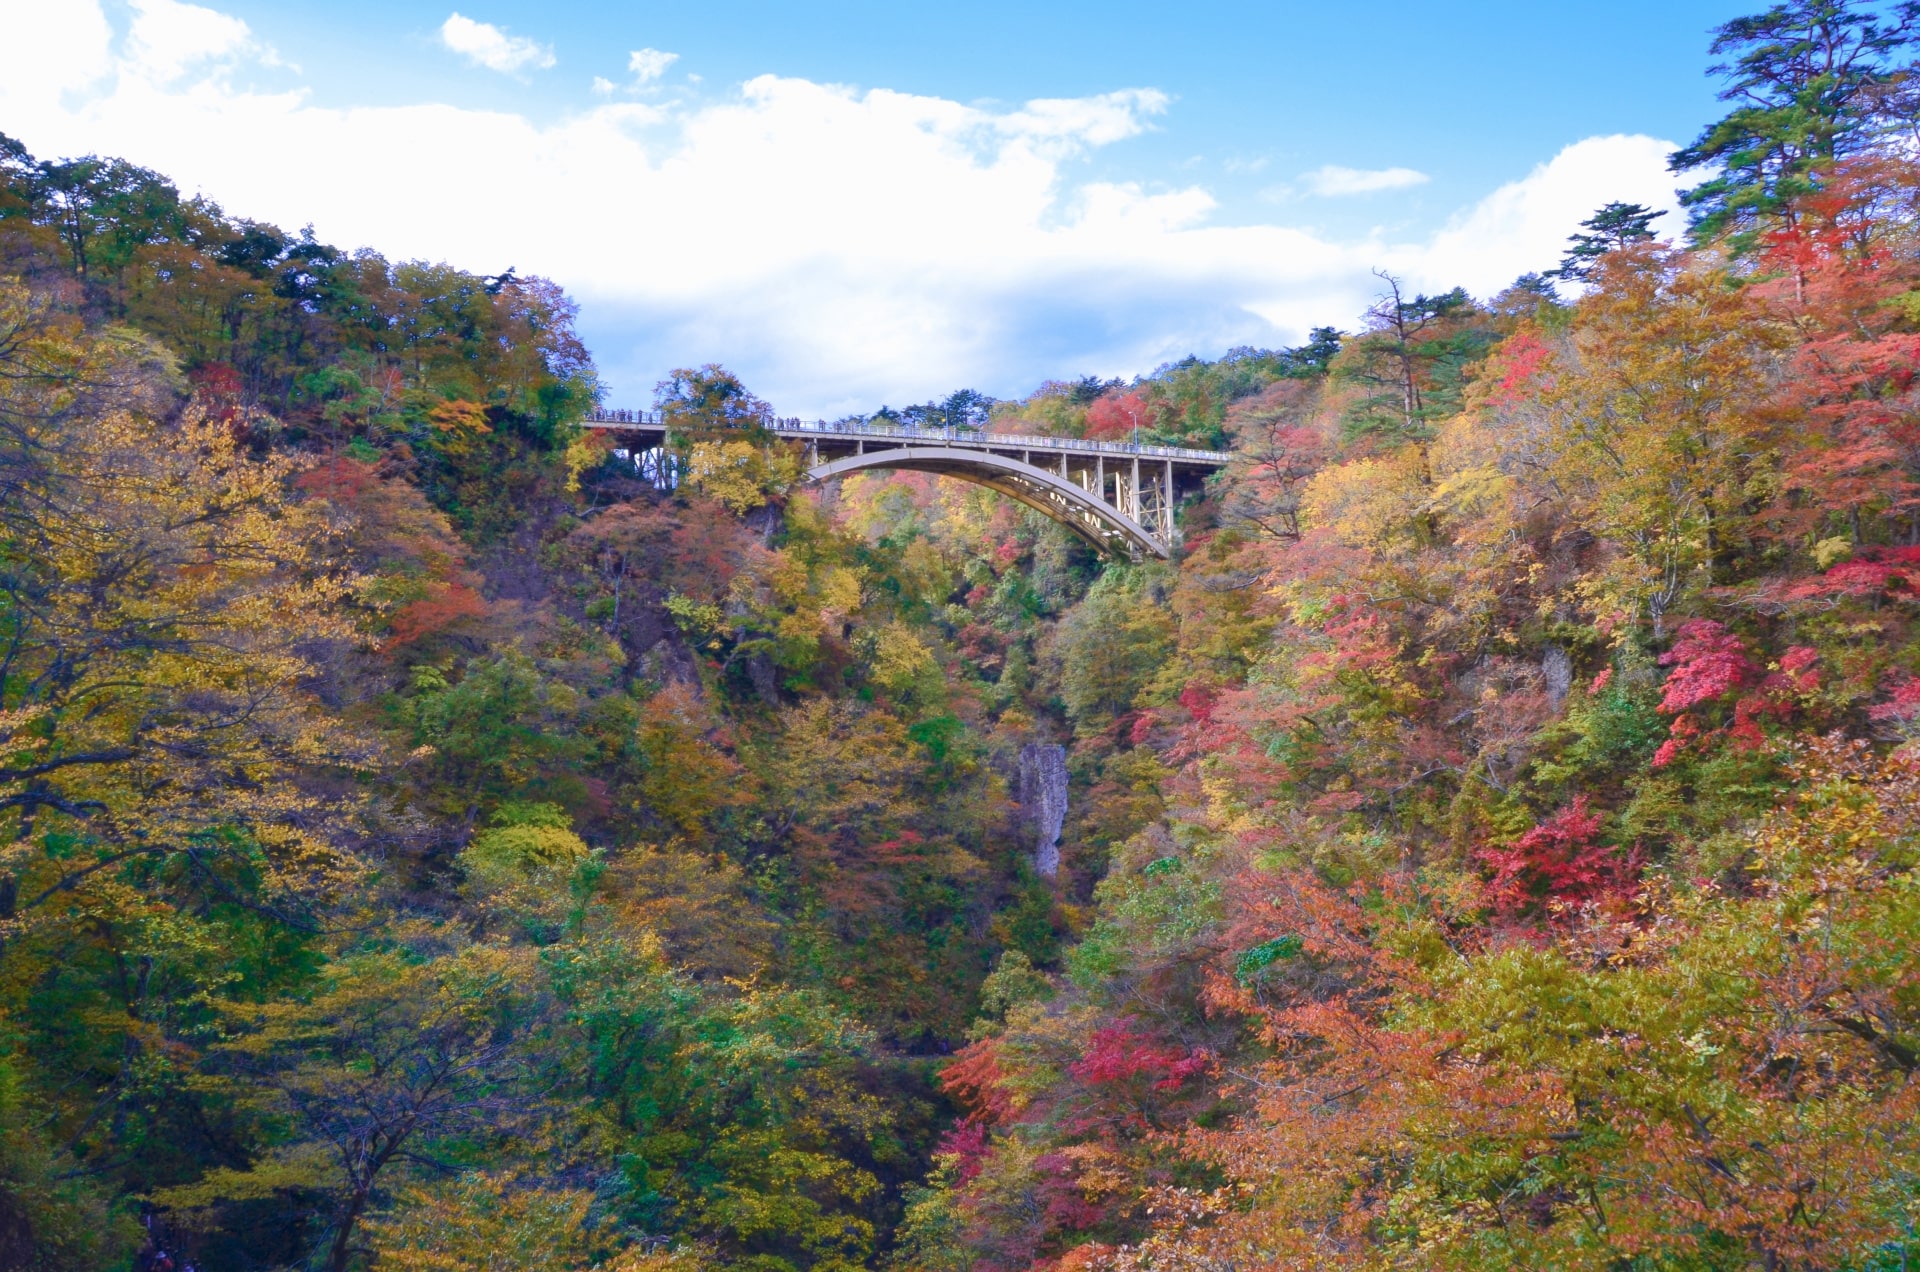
[806,447,1167,559]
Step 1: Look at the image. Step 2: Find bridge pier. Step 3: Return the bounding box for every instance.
[581,411,1229,560]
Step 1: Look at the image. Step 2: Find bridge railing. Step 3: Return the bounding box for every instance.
[581,408,1230,464]
[585,408,661,425]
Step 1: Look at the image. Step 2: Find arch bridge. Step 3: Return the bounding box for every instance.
[583,410,1232,559]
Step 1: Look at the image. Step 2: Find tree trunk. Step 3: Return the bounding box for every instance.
[325,1184,370,1272]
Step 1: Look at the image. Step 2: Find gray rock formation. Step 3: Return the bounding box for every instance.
[1017,742,1068,880]
[1543,644,1572,711]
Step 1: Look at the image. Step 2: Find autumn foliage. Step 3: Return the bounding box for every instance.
[898,42,1920,1272]
[9,7,1920,1270]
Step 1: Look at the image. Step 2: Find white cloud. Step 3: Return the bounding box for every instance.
[998,90,1168,148]
[591,76,617,97]
[1401,135,1684,295]
[0,0,113,101]
[628,48,678,83]
[1301,164,1430,196]
[0,1,1684,416]
[438,12,554,74]
[124,0,261,82]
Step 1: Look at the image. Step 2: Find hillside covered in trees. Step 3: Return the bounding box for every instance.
[5,1,1920,1269]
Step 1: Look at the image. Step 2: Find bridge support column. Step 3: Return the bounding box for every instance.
[584,411,1227,559]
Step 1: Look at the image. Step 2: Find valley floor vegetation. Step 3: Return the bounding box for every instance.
[4,2,1920,1269]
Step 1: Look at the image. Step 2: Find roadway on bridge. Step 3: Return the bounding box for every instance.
[581,410,1233,559]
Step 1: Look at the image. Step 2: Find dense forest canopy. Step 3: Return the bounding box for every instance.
[4,1,1920,1269]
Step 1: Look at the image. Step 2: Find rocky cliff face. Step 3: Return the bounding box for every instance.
[1017,742,1068,880]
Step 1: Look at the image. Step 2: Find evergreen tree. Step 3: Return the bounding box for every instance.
[1547,201,1662,280]
[1670,0,1920,250]
[1285,325,1343,373]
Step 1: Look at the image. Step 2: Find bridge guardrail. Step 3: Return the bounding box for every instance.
[581,408,1230,464]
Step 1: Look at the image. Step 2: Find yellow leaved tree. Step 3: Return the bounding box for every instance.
[1485,246,1790,635]
[365,1171,706,1272]
[0,276,369,943]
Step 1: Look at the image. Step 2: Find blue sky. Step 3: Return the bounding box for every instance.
[2,0,1744,414]
[200,0,1741,227]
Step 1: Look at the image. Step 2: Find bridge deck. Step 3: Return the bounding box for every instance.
[581,409,1233,559]
[581,410,1233,471]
